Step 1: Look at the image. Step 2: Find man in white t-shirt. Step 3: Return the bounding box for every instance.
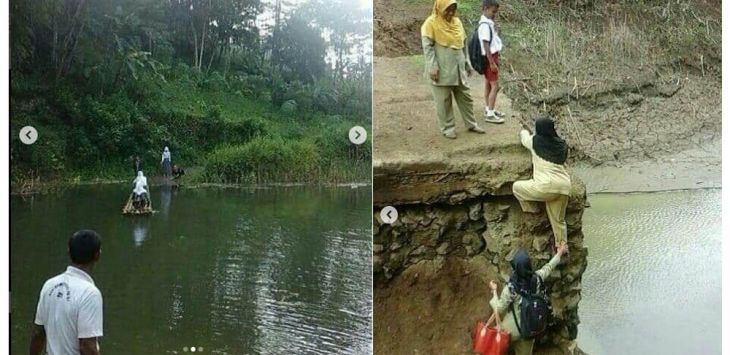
[478,0,505,124]
[29,230,103,355]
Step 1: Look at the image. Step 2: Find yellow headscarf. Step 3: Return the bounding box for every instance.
[420,0,466,50]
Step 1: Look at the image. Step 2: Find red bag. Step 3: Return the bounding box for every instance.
[472,311,510,355]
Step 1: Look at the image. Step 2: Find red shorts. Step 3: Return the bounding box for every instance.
[484,52,500,82]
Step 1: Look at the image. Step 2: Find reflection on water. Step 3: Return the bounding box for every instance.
[132,219,149,247]
[10,184,372,354]
[159,183,172,219]
[578,189,720,355]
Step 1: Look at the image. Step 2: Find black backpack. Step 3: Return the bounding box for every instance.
[511,274,552,339]
[468,21,492,75]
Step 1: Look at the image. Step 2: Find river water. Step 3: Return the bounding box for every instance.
[577,189,721,355]
[10,184,372,354]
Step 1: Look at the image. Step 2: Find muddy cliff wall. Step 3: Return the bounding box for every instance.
[373,153,588,352]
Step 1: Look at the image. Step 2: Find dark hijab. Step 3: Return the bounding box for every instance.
[532,116,568,165]
[509,248,535,296]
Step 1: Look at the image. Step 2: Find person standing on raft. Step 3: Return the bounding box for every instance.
[421,0,486,139]
[132,171,150,208]
[513,116,571,252]
[160,147,172,178]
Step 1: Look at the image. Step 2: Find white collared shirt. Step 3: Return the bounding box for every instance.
[34,266,103,355]
[477,15,503,55]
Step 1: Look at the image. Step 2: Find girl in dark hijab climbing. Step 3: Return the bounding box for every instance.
[488,245,568,354]
[513,116,571,252]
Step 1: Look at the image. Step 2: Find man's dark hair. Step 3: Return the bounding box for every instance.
[68,230,101,264]
[482,0,499,8]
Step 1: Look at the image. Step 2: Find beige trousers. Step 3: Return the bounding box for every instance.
[430,83,478,134]
[512,180,569,246]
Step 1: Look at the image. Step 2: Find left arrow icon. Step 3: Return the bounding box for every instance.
[19,126,38,145]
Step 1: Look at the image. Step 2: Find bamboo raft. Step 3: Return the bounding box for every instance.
[122,193,156,215]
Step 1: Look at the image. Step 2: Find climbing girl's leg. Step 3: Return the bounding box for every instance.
[546,194,569,246]
[512,180,543,213]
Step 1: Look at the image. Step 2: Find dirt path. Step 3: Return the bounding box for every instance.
[374,56,523,164]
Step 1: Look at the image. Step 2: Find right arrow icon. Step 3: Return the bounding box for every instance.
[349,126,367,145]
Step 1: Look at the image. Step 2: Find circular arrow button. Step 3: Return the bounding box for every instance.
[349,126,367,145]
[380,206,398,224]
[19,126,38,145]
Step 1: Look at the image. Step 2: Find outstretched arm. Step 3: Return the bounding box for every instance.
[489,281,513,316]
[520,129,534,150]
[535,244,568,279]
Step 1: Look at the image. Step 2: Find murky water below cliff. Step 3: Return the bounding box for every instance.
[578,189,721,355]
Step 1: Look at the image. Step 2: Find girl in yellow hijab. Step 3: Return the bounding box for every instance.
[421,0,466,49]
[421,0,484,139]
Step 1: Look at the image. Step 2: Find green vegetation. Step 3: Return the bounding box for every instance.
[10,0,372,190]
[453,0,720,107]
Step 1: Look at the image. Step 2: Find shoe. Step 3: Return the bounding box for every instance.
[468,126,486,134]
[494,110,505,117]
[484,115,505,124]
[443,131,457,139]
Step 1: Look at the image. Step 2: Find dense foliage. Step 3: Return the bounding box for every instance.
[10,0,372,186]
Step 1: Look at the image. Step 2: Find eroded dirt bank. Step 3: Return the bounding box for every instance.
[374,159,589,354]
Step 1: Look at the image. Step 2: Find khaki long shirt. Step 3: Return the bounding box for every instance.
[520,129,572,196]
[422,36,472,86]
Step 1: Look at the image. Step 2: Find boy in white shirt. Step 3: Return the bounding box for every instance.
[478,0,505,123]
[30,230,103,355]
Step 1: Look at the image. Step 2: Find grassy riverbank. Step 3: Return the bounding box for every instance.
[11,71,371,192]
[11,0,372,193]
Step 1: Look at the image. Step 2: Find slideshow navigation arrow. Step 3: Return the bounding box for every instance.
[348,126,367,145]
[19,126,38,145]
[380,206,398,224]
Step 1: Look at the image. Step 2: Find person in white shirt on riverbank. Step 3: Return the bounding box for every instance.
[30,230,104,355]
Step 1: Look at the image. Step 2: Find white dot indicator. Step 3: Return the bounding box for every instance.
[191,347,197,352]
[183,347,189,352]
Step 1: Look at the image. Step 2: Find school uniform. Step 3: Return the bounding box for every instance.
[513,128,571,246]
[420,0,480,136]
[477,15,503,82]
[422,37,479,134]
[490,253,562,355]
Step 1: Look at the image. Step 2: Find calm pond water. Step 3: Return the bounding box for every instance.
[10,184,372,354]
[578,189,721,355]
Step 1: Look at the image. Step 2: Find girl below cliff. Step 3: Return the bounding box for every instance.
[488,245,568,354]
[513,116,571,252]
